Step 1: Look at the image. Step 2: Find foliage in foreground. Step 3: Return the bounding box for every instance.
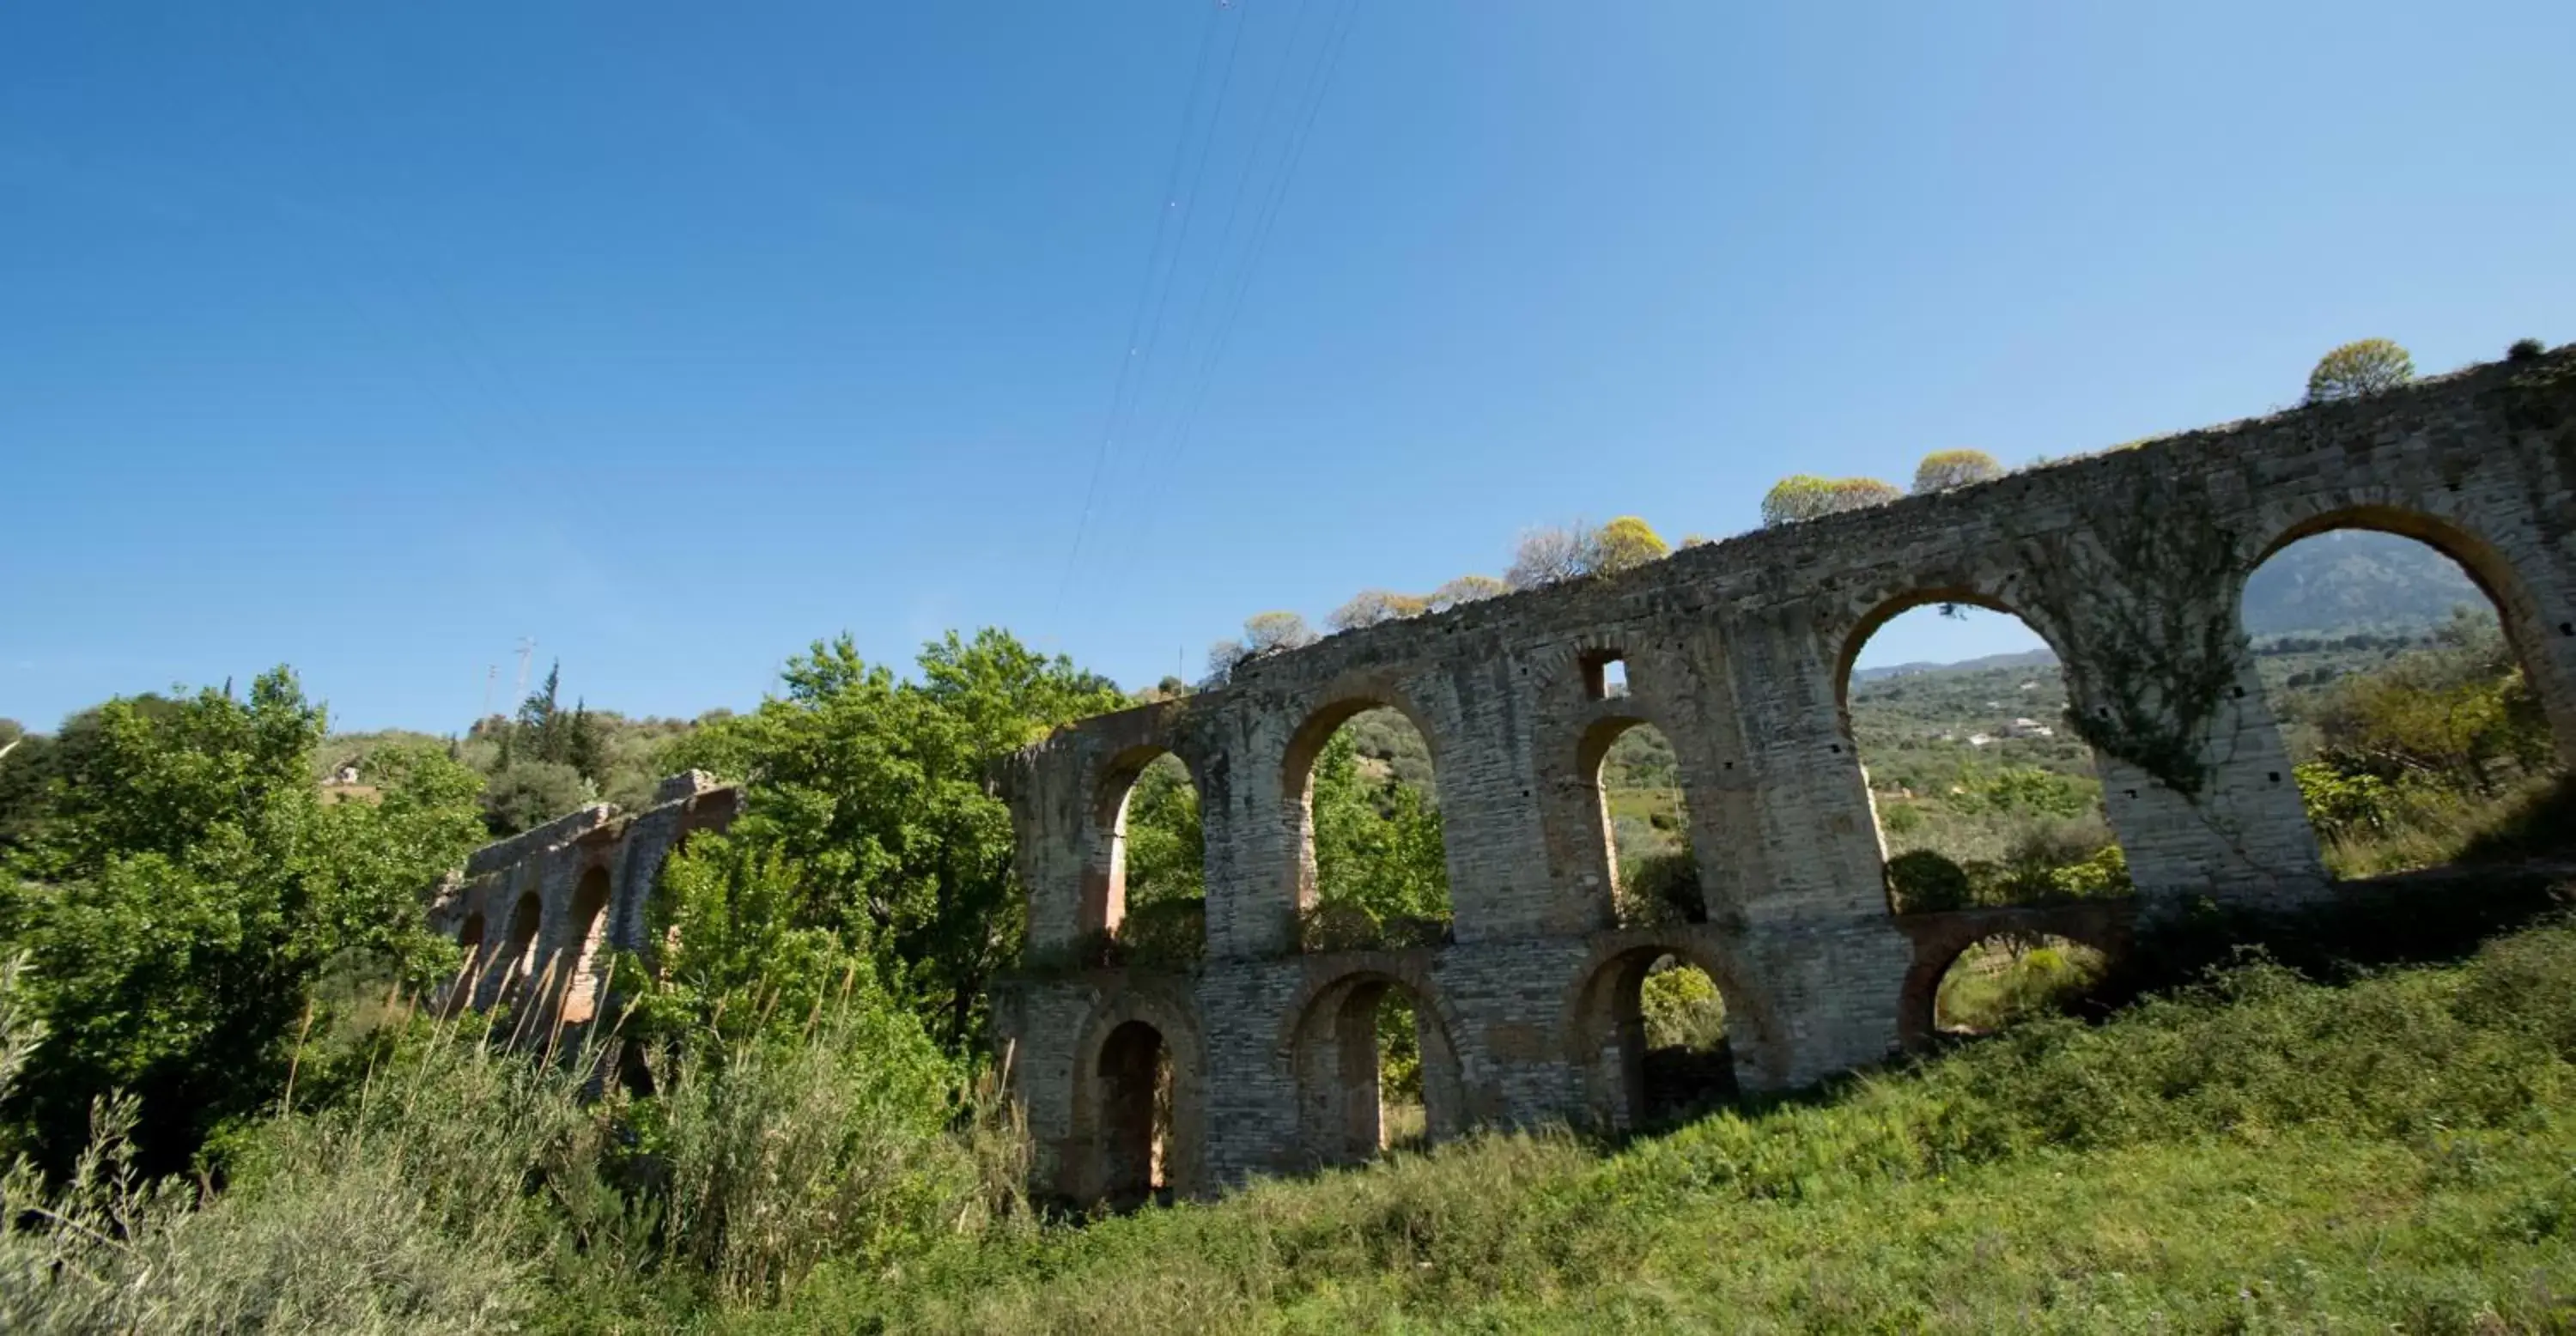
[769,913,2576,1333]
[14,899,2576,1331]
[0,671,488,1177]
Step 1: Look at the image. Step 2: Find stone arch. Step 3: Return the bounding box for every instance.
[1831,582,2079,726]
[1066,989,1206,1204]
[500,890,543,1002]
[1278,956,1467,1167]
[560,863,614,1025]
[1563,932,1777,1130]
[1277,683,1452,932]
[1078,744,1206,942]
[2240,497,2576,763]
[1892,902,2132,1049]
[445,911,488,1017]
[1572,712,1707,928]
[1829,583,2134,916]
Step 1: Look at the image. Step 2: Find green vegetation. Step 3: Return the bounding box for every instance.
[657,630,1127,1050]
[2272,609,2559,878]
[3,537,2571,1329]
[1911,447,2003,493]
[0,671,487,1178]
[1759,474,1905,525]
[14,876,2576,1330]
[2307,336,2416,403]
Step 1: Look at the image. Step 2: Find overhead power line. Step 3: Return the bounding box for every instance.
[1054,0,1250,614]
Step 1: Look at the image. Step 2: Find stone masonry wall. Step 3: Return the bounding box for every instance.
[999,349,2576,1201]
[428,771,738,1032]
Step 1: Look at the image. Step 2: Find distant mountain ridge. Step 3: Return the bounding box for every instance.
[1857,530,2483,677]
[2238,528,2483,637]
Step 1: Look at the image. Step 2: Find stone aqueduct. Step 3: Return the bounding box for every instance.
[993,351,2576,1201]
[428,352,2576,1204]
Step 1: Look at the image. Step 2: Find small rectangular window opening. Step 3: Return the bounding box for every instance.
[1582,651,1629,701]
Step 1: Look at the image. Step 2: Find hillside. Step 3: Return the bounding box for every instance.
[2241,528,2487,635]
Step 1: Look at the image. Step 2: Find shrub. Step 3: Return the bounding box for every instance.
[1638,963,1726,1051]
[1114,898,1205,969]
[2296,760,2395,838]
[1618,847,1705,926]
[1886,849,1971,913]
[2508,337,2546,363]
[2045,843,2129,899]
[480,759,593,836]
[1911,448,2004,494]
[1298,902,1382,954]
[2306,337,2415,403]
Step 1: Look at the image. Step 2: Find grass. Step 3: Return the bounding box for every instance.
[741,907,2576,1333]
[2323,771,2576,879]
[15,895,2576,1333]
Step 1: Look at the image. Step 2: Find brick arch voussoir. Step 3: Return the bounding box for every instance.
[1556,928,1785,1090]
[1276,668,1457,786]
[1269,950,1465,1066]
[1828,568,2079,713]
[2240,488,2550,625]
[1894,902,2136,1050]
[1066,981,1210,1190]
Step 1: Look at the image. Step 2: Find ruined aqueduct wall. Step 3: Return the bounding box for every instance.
[997,349,2576,1200]
[429,771,738,1028]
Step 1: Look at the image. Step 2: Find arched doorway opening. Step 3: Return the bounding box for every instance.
[444,912,487,1017]
[1288,969,1465,1167]
[2239,519,2567,878]
[561,866,612,1024]
[1839,596,2131,915]
[1571,944,1742,1132]
[1577,718,1703,927]
[1929,932,2108,1036]
[501,891,543,1005]
[1086,749,1206,963]
[1283,701,1451,950]
[1092,1019,1174,1210]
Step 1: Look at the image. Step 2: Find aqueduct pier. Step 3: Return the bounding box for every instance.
[994,349,2576,1201]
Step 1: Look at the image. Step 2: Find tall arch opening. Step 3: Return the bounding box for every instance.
[1289,971,1464,1167]
[561,866,613,1024]
[2240,521,2567,878]
[501,891,543,1002]
[444,912,488,1016]
[1578,718,1702,927]
[1091,1019,1174,1210]
[1571,944,1740,1132]
[1283,702,1451,951]
[1087,750,1206,963]
[1841,598,2132,914]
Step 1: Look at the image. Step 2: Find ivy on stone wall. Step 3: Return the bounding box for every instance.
[2027,471,2247,798]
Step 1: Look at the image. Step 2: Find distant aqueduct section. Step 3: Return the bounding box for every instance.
[428,772,738,1031]
[994,348,2576,1202]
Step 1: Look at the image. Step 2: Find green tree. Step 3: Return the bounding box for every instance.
[1760,476,1836,525]
[1119,756,1203,908]
[0,671,486,1174]
[664,630,1125,1049]
[1593,516,1669,574]
[1913,449,2004,493]
[1763,475,1901,525]
[479,759,593,835]
[2306,338,2415,404]
[1309,731,1449,926]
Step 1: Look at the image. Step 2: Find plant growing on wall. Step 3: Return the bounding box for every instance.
[2023,472,2247,797]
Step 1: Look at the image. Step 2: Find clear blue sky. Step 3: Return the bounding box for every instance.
[7,2,2573,733]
